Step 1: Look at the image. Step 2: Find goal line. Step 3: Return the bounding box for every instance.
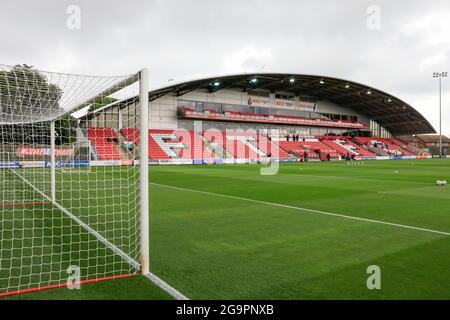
[0,273,137,298]
[0,201,50,207]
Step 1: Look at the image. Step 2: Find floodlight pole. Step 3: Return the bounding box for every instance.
[139,68,150,275]
[434,72,447,158]
[439,76,442,158]
[50,121,56,203]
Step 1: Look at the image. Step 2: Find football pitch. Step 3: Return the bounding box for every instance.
[2,159,450,299]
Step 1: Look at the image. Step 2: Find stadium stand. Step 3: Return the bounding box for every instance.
[321,139,354,157]
[278,138,340,160]
[174,130,215,160]
[200,131,293,159]
[398,135,448,156]
[252,135,292,159]
[320,136,376,157]
[122,128,168,160]
[122,129,216,160]
[356,137,415,156]
[90,128,429,161]
[389,137,428,155]
[149,129,186,159]
[278,141,318,159]
[84,73,437,159]
[87,128,122,160]
[209,132,265,159]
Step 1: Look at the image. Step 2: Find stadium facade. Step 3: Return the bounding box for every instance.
[84,73,437,163]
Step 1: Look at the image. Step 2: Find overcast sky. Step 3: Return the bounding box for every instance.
[1,0,449,135]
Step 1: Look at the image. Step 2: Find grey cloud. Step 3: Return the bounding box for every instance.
[0,0,449,134]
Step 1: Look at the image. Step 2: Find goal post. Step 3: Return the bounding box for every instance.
[139,68,150,275]
[0,64,150,297]
[50,120,56,203]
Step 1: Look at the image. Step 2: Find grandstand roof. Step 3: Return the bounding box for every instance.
[91,73,436,135]
[415,134,450,143]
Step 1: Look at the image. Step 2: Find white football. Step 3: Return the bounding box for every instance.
[442,180,448,186]
[436,180,443,186]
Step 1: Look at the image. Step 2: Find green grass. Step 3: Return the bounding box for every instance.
[1,159,450,299]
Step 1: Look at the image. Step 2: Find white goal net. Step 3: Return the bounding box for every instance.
[0,64,149,297]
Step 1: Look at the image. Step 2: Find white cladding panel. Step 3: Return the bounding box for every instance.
[148,95,178,129]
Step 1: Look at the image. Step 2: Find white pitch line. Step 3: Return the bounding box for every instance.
[151,182,450,237]
[145,272,189,300]
[293,172,430,185]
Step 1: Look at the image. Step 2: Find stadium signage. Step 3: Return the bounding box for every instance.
[56,160,89,168]
[44,160,90,168]
[91,160,121,167]
[19,161,46,168]
[0,161,20,168]
[275,99,317,112]
[17,147,74,157]
[248,96,317,111]
[247,96,271,108]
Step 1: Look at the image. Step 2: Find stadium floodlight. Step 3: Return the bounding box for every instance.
[289,78,295,83]
[345,83,350,88]
[319,79,325,85]
[433,71,448,158]
[367,89,372,95]
[212,81,220,87]
[250,78,258,84]
[387,98,392,102]
[0,64,150,297]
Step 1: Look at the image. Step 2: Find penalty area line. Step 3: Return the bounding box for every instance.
[151,183,450,237]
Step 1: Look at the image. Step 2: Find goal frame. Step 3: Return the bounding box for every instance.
[0,67,150,297]
[139,68,150,275]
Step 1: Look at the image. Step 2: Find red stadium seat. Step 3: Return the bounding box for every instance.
[87,128,122,160]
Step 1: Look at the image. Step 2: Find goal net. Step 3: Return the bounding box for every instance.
[0,64,149,297]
